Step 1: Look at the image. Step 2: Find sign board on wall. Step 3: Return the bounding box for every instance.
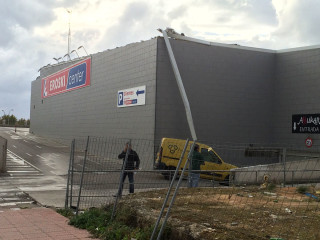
[117,85,146,108]
[41,57,91,98]
[292,114,320,134]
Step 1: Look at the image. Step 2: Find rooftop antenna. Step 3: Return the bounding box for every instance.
[67,9,72,60]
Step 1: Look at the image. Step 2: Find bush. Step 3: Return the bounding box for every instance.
[56,208,75,218]
[65,204,172,240]
[297,185,310,194]
[267,183,276,191]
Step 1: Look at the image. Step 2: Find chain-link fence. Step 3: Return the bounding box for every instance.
[65,137,221,210]
[65,136,320,239]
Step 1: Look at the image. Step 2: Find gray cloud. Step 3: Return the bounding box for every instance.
[196,0,277,26]
[271,1,320,48]
[0,0,83,118]
[0,0,81,48]
[120,1,149,22]
[0,21,14,47]
[0,32,48,119]
[96,1,169,51]
[4,1,55,30]
[0,0,56,48]
[167,5,188,20]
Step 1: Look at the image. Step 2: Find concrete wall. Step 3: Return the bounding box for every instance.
[231,158,320,185]
[273,47,320,146]
[30,39,158,143]
[155,38,276,145]
[0,137,7,173]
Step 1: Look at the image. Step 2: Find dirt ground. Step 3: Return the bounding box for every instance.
[122,186,320,240]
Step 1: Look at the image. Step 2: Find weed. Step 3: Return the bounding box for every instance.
[297,185,310,194]
[66,204,173,240]
[56,208,75,218]
[267,183,276,191]
[69,207,110,230]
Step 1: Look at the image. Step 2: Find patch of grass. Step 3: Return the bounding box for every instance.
[66,204,172,240]
[56,208,75,218]
[267,183,276,191]
[296,185,310,194]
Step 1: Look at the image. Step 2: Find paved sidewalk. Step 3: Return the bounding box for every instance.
[0,208,97,240]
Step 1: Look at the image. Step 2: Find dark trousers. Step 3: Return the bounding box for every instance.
[118,171,134,195]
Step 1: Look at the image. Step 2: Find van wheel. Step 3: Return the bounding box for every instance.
[220,175,230,186]
[164,166,176,180]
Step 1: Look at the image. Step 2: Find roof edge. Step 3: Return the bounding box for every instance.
[276,44,320,53]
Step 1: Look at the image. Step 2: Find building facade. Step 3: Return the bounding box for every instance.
[30,37,320,166]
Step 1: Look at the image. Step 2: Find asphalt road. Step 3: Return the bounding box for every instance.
[0,127,218,209]
[0,127,71,207]
[0,127,70,176]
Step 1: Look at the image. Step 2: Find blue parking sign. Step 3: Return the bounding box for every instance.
[118,92,124,106]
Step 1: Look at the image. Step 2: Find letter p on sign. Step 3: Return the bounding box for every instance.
[118,92,124,106]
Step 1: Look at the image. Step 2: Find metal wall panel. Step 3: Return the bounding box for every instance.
[30,39,158,142]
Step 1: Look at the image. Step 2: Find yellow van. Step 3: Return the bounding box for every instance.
[154,138,237,183]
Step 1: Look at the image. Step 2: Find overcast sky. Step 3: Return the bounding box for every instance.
[1,0,320,120]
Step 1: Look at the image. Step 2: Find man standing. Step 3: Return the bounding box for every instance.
[190,144,204,187]
[117,142,140,196]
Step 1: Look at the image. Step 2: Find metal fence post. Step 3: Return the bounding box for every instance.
[111,140,131,221]
[69,139,76,208]
[65,139,75,209]
[188,141,193,188]
[156,141,196,240]
[283,148,287,186]
[150,139,189,240]
[76,136,90,216]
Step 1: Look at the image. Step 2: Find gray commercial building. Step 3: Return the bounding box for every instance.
[30,36,320,166]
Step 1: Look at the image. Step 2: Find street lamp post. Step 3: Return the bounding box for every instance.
[1,110,5,125]
[78,46,88,56]
[8,109,13,126]
[67,9,72,60]
[71,49,79,58]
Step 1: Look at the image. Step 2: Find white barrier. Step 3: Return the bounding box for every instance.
[231,158,320,185]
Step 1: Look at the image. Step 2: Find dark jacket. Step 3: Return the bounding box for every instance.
[118,150,140,170]
[191,151,204,171]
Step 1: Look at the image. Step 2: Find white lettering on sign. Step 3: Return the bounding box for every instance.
[69,70,84,86]
[49,76,66,91]
[297,116,320,126]
[300,127,319,132]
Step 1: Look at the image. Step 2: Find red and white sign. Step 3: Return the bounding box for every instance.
[305,137,313,148]
[41,57,91,98]
[117,85,146,108]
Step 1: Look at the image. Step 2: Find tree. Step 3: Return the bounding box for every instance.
[1,115,29,126]
[17,118,26,126]
[8,115,17,126]
[1,114,17,126]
